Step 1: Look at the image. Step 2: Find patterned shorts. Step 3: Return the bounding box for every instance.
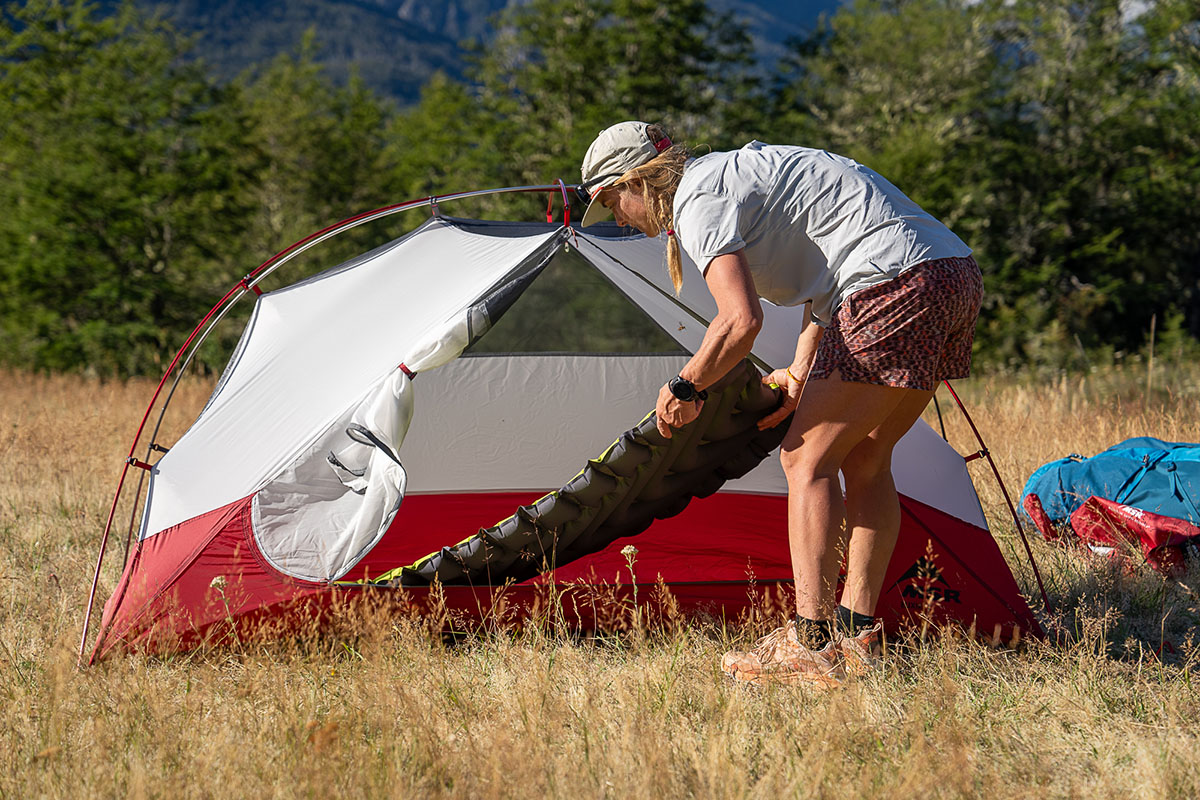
[808,256,983,391]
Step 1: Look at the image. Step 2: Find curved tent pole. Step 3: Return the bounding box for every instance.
[79,184,577,666]
[80,277,248,667]
[942,380,1052,615]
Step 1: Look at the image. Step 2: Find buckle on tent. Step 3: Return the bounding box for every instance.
[964,447,989,463]
[126,457,153,471]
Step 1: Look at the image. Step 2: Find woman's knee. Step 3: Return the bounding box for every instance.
[840,440,894,492]
[779,442,842,485]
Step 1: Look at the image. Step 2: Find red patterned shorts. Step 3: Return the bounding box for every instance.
[808,256,983,391]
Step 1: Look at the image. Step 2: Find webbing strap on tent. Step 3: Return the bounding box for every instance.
[377,359,789,588]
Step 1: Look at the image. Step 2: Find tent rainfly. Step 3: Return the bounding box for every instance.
[83,186,1044,661]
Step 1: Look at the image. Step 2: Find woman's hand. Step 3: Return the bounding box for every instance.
[655,382,703,439]
[757,366,805,430]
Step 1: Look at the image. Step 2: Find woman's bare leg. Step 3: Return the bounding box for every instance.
[839,389,935,616]
[779,373,915,620]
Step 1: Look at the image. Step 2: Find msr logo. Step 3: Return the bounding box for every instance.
[890,556,961,604]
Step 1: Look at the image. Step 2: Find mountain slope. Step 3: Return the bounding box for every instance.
[140,0,842,103]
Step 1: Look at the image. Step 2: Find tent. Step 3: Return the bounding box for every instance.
[83,187,1042,661]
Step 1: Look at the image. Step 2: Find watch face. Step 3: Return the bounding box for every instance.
[669,377,695,401]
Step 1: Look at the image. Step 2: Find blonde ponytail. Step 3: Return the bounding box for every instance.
[665,228,684,295]
[614,124,690,294]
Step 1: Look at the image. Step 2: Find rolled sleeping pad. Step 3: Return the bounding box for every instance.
[392,359,789,587]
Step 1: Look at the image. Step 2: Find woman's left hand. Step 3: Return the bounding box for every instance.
[655,383,703,439]
[757,366,805,430]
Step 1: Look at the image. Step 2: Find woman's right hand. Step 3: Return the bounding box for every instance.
[758,366,805,430]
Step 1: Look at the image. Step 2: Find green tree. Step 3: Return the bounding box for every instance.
[482,0,760,181]
[975,0,1200,366]
[380,71,518,225]
[773,0,1200,369]
[0,0,256,375]
[237,33,398,265]
[382,0,762,224]
[767,0,999,233]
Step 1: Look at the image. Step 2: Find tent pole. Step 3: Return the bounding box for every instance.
[78,461,133,667]
[556,179,572,228]
[942,380,1052,614]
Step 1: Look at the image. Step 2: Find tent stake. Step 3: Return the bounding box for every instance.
[942,380,1052,615]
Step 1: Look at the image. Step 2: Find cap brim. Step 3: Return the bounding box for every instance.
[581,193,613,227]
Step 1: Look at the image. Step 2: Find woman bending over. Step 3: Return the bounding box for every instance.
[579,121,982,685]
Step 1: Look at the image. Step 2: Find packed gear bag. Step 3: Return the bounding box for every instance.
[1022,437,1200,572]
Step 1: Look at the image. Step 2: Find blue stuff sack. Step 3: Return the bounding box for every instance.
[1021,437,1200,530]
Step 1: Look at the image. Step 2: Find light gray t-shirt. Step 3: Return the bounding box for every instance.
[673,141,972,325]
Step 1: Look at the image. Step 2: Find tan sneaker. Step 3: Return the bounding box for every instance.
[721,622,843,687]
[840,622,884,676]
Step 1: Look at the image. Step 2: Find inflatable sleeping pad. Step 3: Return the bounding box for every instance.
[385,359,788,587]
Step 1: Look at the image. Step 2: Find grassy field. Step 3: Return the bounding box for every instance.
[3,364,1200,798]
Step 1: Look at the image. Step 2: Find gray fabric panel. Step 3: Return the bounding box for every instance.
[398,354,698,493]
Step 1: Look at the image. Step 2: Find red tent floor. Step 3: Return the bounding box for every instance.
[92,489,1041,660]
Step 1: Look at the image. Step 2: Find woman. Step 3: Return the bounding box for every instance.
[579,121,983,685]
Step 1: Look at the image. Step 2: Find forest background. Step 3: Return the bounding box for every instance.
[2,0,1198,378]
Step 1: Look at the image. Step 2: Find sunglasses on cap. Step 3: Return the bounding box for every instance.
[574,172,623,207]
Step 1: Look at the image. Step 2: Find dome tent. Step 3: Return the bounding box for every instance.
[83,187,1042,661]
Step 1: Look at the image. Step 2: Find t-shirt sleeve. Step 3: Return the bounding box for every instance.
[674,190,745,274]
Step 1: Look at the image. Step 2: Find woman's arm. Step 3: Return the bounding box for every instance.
[655,250,763,438]
[680,250,764,389]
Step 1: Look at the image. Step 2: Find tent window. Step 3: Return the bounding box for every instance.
[465,248,687,355]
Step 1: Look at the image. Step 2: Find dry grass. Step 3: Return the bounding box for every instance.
[3,365,1200,799]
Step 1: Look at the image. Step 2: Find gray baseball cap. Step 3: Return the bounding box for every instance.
[579,121,672,227]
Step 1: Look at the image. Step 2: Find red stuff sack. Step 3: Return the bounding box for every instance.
[1069,496,1200,575]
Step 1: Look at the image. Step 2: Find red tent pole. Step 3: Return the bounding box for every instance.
[941,380,1052,613]
[78,278,246,667]
[79,462,133,666]
[557,180,571,228]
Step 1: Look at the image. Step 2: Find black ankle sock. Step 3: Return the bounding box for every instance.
[794,615,834,649]
[836,605,875,636]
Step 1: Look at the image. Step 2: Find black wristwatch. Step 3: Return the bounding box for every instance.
[668,375,708,402]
